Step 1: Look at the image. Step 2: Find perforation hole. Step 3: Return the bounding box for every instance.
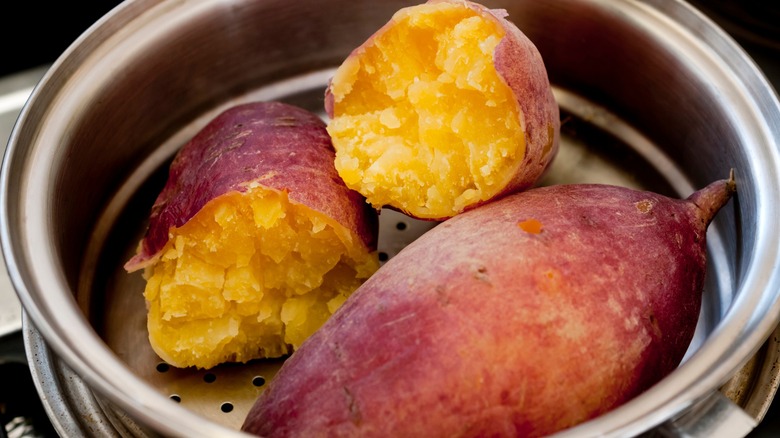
[203,373,217,383]
[221,402,234,413]
[252,376,266,387]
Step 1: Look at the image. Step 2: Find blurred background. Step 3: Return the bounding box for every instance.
[1,1,779,437]
[0,2,125,77]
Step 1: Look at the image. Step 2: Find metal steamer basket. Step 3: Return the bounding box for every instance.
[2,0,780,436]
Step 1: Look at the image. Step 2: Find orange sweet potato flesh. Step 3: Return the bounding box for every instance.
[125,102,379,369]
[325,0,559,220]
[242,177,735,437]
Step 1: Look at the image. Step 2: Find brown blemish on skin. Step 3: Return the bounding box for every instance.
[542,123,555,158]
[537,268,563,294]
[343,387,362,425]
[274,116,300,127]
[647,313,663,339]
[635,200,653,214]
[518,218,543,234]
[580,214,596,227]
[475,266,490,282]
[675,233,683,248]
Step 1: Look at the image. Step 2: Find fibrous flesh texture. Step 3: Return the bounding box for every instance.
[126,102,379,369]
[326,1,558,219]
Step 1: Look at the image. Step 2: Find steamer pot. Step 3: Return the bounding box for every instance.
[3,0,780,436]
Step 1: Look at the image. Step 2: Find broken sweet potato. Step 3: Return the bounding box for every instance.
[325,0,559,220]
[125,102,379,369]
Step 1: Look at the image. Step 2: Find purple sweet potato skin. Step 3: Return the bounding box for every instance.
[125,101,378,271]
[486,3,560,198]
[242,180,734,437]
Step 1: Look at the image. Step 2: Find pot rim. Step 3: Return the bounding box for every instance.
[2,0,780,436]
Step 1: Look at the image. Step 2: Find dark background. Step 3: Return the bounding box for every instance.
[1,1,126,77]
[2,2,778,85]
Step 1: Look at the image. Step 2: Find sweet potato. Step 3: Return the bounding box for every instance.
[124,102,379,369]
[242,177,736,437]
[324,0,559,220]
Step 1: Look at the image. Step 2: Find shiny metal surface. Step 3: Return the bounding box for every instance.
[0,67,46,339]
[2,0,780,437]
[24,316,152,437]
[658,391,757,437]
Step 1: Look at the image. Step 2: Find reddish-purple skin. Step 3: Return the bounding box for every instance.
[482,2,560,198]
[125,102,378,272]
[242,179,735,437]
[324,0,560,219]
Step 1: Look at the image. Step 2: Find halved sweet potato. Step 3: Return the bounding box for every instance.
[125,102,379,369]
[325,0,559,220]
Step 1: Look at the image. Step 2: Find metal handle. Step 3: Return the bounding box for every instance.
[657,391,757,438]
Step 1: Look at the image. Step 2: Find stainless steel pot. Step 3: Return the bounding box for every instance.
[2,0,780,436]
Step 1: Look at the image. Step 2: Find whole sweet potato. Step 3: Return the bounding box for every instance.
[125,102,379,369]
[242,177,735,437]
[325,0,559,220]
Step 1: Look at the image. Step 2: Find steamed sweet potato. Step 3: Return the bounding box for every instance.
[242,177,736,437]
[125,102,379,370]
[325,0,559,220]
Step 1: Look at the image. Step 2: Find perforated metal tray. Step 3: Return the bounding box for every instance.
[22,73,780,435]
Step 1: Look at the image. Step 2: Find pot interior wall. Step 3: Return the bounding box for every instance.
[6,0,777,436]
